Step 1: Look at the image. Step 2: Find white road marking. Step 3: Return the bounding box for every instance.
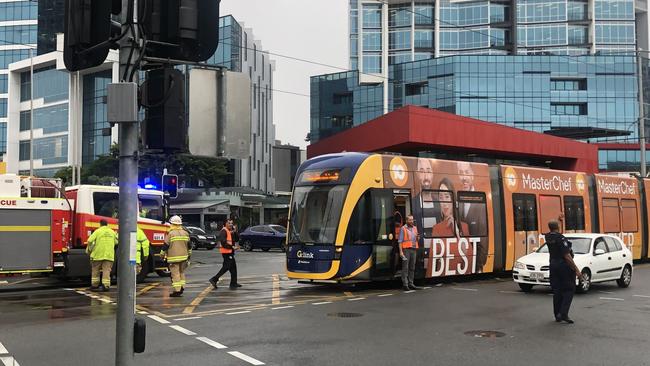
[378,294,394,297]
[1,356,19,366]
[599,297,624,301]
[0,281,8,285]
[169,325,197,336]
[228,351,265,365]
[404,290,415,293]
[0,342,7,354]
[348,298,365,301]
[633,294,650,298]
[148,315,171,324]
[196,337,228,349]
[98,298,112,304]
[452,287,478,292]
[176,316,202,321]
[312,301,332,305]
[422,286,432,289]
[226,311,251,315]
[271,306,294,310]
[137,311,149,315]
[435,283,443,287]
[598,291,614,294]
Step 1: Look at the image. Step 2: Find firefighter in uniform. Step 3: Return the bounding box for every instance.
[86,219,118,292]
[164,216,191,297]
[209,220,241,290]
[136,225,150,274]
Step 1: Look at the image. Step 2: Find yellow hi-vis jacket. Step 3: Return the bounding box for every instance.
[164,226,190,263]
[86,226,118,261]
[136,227,150,265]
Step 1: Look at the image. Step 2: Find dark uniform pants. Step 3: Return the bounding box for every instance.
[550,262,575,318]
[210,253,237,287]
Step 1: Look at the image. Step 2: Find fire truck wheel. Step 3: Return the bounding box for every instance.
[156,269,171,277]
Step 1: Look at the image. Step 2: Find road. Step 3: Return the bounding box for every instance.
[1,249,650,366]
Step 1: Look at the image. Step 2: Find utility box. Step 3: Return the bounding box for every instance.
[188,68,251,160]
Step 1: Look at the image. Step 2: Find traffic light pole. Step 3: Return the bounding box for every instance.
[116,0,139,365]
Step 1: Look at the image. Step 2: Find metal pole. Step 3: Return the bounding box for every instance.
[217,68,226,157]
[638,50,646,177]
[29,48,34,177]
[116,0,139,364]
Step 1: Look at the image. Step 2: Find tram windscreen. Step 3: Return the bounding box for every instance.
[289,185,347,244]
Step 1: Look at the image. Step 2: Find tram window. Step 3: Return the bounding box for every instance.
[563,196,585,231]
[457,191,488,237]
[426,189,456,238]
[93,192,120,218]
[347,189,393,245]
[348,191,373,244]
[513,194,537,232]
[602,198,621,233]
[621,199,638,232]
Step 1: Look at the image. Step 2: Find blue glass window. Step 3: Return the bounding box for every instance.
[490,4,507,23]
[389,30,411,50]
[0,2,37,21]
[363,4,382,28]
[567,1,588,21]
[521,24,567,47]
[414,30,434,49]
[551,103,587,115]
[389,51,412,65]
[0,49,31,68]
[551,79,587,91]
[0,74,6,94]
[595,0,634,20]
[595,23,635,44]
[518,0,566,23]
[0,122,6,155]
[363,31,382,51]
[0,99,6,118]
[389,6,411,27]
[414,4,434,25]
[19,104,68,134]
[363,54,382,73]
[441,3,489,26]
[0,25,36,45]
[20,66,69,103]
[568,26,588,45]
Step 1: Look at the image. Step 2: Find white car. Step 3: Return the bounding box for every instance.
[513,233,633,293]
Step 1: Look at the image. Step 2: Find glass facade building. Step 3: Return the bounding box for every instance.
[0,0,38,158]
[82,70,112,165]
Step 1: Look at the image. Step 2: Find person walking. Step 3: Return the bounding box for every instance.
[164,216,191,297]
[545,219,582,324]
[209,220,242,290]
[399,214,421,291]
[86,220,118,292]
[136,225,150,275]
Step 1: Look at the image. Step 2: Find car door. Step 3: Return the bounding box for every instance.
[591,237,611,282]
[604,236,625,280]
[250,226,264,246]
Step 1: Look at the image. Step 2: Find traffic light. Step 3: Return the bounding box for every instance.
[63,0,121,72]
[162,174,178,198]
[141,67,186,151]
[140,0,221,62]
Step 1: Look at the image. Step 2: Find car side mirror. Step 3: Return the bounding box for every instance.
[594,248,606,255]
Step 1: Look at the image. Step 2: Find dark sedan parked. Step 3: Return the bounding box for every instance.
[186,226,217,250]
[239,225,287,252]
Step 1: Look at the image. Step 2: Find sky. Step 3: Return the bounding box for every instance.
[220,0,349,149]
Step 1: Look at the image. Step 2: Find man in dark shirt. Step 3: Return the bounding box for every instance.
[545,219,582,324]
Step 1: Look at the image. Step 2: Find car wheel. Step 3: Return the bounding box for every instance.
[242,240,253,252]
[262,247,270,252]
[576,269,591,293]
[156,269,171,278]
[518,283,534,293]
[616,265,632,288]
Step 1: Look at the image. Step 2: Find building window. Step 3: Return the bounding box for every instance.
[19,135,68,164]
[389,6,411,27]
[0,24,37,45]
[0,99,6,118]
[389,30,411,50]
[363,54,381,73]
[363,31,382,51]
[362,4,382,28]
[405,82,428,96]
[0,122,6,154]
[0,49,31,69]
[0,1,38,21]
[20,66,68,103]
[19,140,30,161]
[551,79,587,91]
[19,104,68,134]
[550,103,587,115]
[414,30,434,49]
[0,74,7,94]
[333,92,353,105]
[595,23,635,44]
[414,4,434,25]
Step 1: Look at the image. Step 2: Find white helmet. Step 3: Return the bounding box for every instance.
[169,215,182,225]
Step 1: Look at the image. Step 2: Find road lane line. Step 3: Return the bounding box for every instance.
[499,291,522,294]
[378,294,394,297]
[226,310,251,315]
[404,290,415,293]
[137,282,161,296]
[348,298,365,301]
[452,288,478,292]
[0,281,7,285]
[148,315,171,324]
[422,286,432,289]
[0,342,7,354]
[196,337,228,349]
[169,325,197,336]
[598,291,614,294]
[272,274,281,305]
[176,316,203,321]
[633,294,650,298]
[98,298,113,304]
[182,285,215,315]
[272,306,294,310]
[137,311,149,315]
[228,351,265,365]
[312,301,332,305]
[600,297,624,301]
[1,356,19,366]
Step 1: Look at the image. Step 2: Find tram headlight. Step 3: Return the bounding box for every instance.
[514,261,525,270]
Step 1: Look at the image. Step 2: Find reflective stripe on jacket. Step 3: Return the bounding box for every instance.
[400,225,419,249]
[165,227,190,263]
[86,226,118,261]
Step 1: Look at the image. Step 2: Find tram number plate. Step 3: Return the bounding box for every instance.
[530,272,544,280]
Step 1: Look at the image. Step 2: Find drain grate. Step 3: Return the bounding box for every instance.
[327,312,363,318]
[464,330,506,338]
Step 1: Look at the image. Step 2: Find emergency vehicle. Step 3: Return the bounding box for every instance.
[0,174,170,281]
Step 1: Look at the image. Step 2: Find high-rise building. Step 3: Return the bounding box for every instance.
[0,0,38,159]
[311,0,650,172]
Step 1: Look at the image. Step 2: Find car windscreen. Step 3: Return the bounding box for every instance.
[537,237,591,254]
[189,227,206,235]
[271,225,286,233]
[289,185,347,245]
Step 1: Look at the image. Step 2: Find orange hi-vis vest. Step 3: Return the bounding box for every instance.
[220,227,233,254]
[400,225,419,249]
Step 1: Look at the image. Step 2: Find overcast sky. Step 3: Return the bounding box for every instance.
[220,0,349,149]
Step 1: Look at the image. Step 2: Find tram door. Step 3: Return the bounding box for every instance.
[391,191,412,277]
[512,194,538,265]
[539,195,562,239]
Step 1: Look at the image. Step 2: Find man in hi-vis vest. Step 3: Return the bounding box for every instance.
[164,216,191,297]
[399,215,421,291]
[209,219,242,290]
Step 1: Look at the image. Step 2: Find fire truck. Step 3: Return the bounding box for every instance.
[0,174,170,281]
